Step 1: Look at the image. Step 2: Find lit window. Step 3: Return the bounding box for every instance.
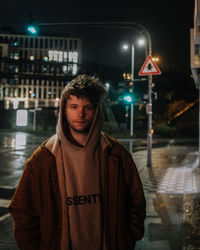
[72,64,78,75]
[53,51,58,61]
[44,56,48,62]
[48,50,67,62]
[49,50,54,61]
[63,65,67,73]
[30,56,34,61]
[58,51,63,62]
[64,52,68,61]
[69,52,78,63]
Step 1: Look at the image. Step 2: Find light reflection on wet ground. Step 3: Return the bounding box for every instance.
[0,132,50,187]
[134,146,200,250]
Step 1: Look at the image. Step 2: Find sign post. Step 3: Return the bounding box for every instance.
[139,55,161,167]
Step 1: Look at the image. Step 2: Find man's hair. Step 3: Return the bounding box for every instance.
[62,74,106,106]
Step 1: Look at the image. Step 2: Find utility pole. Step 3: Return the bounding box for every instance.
[130,44,134,137]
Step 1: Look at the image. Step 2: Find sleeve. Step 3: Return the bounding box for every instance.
[8,160,41,250]
[126,153,146,241]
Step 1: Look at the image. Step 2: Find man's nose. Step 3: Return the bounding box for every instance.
[78,108,85,118]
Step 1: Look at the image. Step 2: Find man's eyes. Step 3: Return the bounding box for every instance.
[85,106,94,111]
[70,105,78,109]
[68,105,94,111]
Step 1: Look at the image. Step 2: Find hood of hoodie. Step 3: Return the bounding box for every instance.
[56,86,104,151]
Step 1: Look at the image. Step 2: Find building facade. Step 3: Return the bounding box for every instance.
[191,0,200,88]
[0,33,81,109]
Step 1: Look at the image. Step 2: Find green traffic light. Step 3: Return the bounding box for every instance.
[123,95,133,103]
[27,25,38,35]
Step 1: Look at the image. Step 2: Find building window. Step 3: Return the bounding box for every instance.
[74,40,78,50]
[58,88,62,98]
[24,50,27,59]
[39,88,41,98]
[64,40,67,50]
[28,88,32,98]
[69,40,73,50]
[30,38,33,48]
[55,39,58,49]
[43,88,46,99]
[33,88,36,98]
[20,37,23,46]
[45,39,48,48]
[40,38,43,48]
[60,40,63,49]
[48,50,69,62]
[53,88,57,98]
[69,52,78,63]
[64,52,67,62]
[18,88,21,97]
[50,39,53,49]
[25,38,28,48]
[35,38,38,48]
[72,64,78,75]
[48,88,52,98]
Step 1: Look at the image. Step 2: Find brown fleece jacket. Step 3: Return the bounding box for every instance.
[9,133,146,250]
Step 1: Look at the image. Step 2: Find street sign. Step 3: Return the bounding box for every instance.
[139,55,161,76]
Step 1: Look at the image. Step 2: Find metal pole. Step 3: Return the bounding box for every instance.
[130,44,134,136]
[147,75,153,167]
[33,110,36,132]
[146,32,153,167]
[199,85,200,163]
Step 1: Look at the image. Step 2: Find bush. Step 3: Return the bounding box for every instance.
[154,123,175,137]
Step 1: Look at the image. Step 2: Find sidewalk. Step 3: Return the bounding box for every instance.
[132,145,200,250]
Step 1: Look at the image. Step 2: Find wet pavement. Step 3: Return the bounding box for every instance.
[133,146,200,250]
[0,132,49,187]
[0,132,199,250]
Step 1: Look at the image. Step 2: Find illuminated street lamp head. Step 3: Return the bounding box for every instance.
[122,44,129,50]
[27,25,38,35]
[138,39,145,46]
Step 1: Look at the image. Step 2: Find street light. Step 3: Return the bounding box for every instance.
[123,43,134,136]
[122,39,144,136]
[138,39,145,46]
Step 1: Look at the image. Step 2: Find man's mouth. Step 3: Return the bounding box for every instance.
[75,120,86,123]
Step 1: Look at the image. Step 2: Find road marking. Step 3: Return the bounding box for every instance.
[0,213,10,222]
[0,199,10,207]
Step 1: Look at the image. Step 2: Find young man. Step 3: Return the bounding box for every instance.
[9,74,146,250]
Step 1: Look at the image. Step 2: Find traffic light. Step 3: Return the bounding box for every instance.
[27,12,38,35]
[123,94,133,103]
[27,25,38,35]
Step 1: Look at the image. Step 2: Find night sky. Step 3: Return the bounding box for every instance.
[0,0,195,70]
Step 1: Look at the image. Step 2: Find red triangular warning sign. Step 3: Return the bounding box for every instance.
[139,55,161,76]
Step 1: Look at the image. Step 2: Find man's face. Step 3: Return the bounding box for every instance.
[65,95,96,134]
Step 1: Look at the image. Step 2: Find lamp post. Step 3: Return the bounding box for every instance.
[123,39,145,137]
[130,44,134,136]
[123,43,134,136]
